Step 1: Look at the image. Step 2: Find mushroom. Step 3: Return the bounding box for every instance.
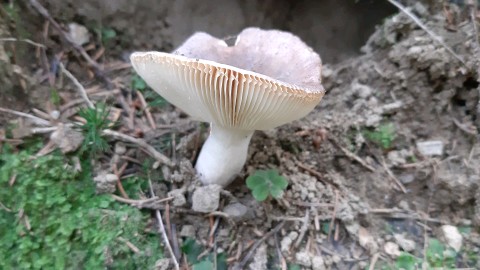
[131,27,325,186]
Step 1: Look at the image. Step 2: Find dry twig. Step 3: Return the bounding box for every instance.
[233,221,285,270]
[28,0,113,87]
[59,63,95,109]
[0,37,46,48]
[148,177,179,270]
[0,107,50,126]
[328,137,375,172]
[102,129,173,166]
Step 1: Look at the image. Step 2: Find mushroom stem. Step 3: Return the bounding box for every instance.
[195,124,254,186]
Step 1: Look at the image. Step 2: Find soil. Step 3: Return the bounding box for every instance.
[1,0,480,269]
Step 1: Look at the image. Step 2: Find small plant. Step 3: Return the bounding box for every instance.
[77,103,111,155]
[363,123,396,149]
[246,169,288,202]
[181,238,227,270]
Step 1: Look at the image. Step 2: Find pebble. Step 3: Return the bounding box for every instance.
[179,225,195,238]
[68,22,90,46]
[191,185,222,213]
[440,225,463,252]
[249,244,267,270]
[416,140,444,156]
[93,173,118,194]
[394,234,416,252]
[280,231,298,253]
[223,202,249,221]
[384,242,401,257]
[312,256,326,270]
[295,251,312,267]
[167,189,187,207]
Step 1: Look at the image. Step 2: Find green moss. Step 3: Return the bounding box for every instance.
[0,147,162,269]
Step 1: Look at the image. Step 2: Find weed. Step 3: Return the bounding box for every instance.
[246,169,288,202]
[181,237,227,270]
[363,123,396,149]
[77,103,111,156]
[0,146,162,269]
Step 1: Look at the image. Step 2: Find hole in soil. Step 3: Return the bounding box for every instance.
[463,76,480,90]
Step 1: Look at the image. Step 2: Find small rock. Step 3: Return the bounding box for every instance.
[416,140,444,156]
[155,258,170,270]
[398,200,410,211]
[168,189,187,207]
[223,202,249,221]
[295,251,312,267]
[387,151,406,166]
[93,173,118,194]
[114,142,127,155]
[281,231,298,254]
[249,244,267,270]
[358,227,378,254]
[331,255,341,264]
[312,256,326,270]
[399,173,415,184]
[191,185,222,213]
[180,225,195,237]
[440,225,463,252]
[50,124,84,153]
[384,242,401,258]
[394,234,416,252]
[68,23,90,46]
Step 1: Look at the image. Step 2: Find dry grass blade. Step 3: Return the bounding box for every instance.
[102,129,173,166]
[0,107,50,126]
[387,0,466,65]
[59,63,95,109]
[0,37,46,48]
[148,177,180,270]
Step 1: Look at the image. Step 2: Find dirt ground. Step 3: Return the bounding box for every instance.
[1,0,480,269]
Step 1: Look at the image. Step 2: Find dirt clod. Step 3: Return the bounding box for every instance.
[191,184,222,213]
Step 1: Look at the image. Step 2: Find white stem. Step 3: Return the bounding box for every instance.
[195,124,254,186]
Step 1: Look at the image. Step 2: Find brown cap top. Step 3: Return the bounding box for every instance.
[131,28,325,130]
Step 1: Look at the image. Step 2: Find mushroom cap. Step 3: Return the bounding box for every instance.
[131,27,325,130]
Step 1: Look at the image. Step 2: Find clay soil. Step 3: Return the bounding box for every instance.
[1,0,480,269]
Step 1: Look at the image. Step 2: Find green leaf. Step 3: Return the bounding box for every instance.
[269,185,284,199]
[251,183,269,201]
[395,252,418,270]
[246,175,264,189]
[193,260,214,270]
[270,173,288,189]
[181,238,203,264]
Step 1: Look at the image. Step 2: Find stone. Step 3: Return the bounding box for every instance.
[295,251,312,267]
[191,184,222,213]
[50,124,84,153]
[179,225,195,237]
[114,142,127,155]
[249,244,267,270]
[223,202,249,221]
[280,231,298,253]
[416,140,444,156]
[167,189,187,207]
[358,227,378,254]
[384,242,401,258]
[394,234,415,252]
[440,225,463,252]
[312,255,326,270]
[68,22,90,46]
[93,172,118,194]
[155,258,170,270]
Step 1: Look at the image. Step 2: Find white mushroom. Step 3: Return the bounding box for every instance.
[131,27,325,186]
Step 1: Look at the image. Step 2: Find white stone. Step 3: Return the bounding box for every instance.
[440,225,463,252]
[295,251,312,267]
[312,256,326,270]
[394,234,416,252]
[68,23,90,46]
[416,140,444,156]
[384,242,401,258]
